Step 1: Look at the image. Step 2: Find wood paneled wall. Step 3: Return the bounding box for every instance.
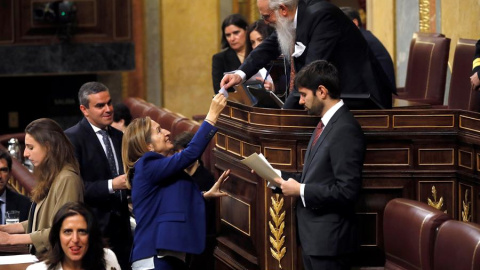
[0,0,132,44]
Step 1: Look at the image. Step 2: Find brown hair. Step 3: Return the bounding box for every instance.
[25,118,79,202]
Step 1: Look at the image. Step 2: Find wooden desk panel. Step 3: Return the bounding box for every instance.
[0,245,29,255]
[213,102,480,269]
[0,263,32,270]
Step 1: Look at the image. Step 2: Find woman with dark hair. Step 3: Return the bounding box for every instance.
[246,20,275,55]
[26,201,120,270]
[0,118,84,258]
[245,19,276,91]
[211,13,249,93]
[122,94,229,269]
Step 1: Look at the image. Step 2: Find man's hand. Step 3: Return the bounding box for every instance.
[279,178,301,197]
[220,74,242,90]
[471,72,480,89]
[112,173,128,190]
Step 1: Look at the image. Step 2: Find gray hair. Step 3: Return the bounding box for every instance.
[268,0,298,10]
[78,82,109,108]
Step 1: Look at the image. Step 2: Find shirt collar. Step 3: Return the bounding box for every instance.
[321,100,344,126]
[90,122,106,133]
[0,188,6,203]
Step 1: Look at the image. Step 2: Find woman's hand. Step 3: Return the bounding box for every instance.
[254,77,275,91]
[0,223,25,234]
[205,93,228,125]
[203,169,230,199]
[0,231,11,245]
[263,81,274,91]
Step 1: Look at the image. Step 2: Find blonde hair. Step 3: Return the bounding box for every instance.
[121,117,153,189]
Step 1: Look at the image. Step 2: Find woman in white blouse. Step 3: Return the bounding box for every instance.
[27,202,120,270]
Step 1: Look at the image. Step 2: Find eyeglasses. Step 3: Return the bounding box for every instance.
[0,167,9,173]
[260,9,275,21]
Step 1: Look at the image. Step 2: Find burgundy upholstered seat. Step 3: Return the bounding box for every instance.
[383,198,450,270]
[433,220,480,270]
[398,32,451,105]
[446,38,480,111]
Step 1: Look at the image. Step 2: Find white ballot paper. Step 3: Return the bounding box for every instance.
[240,153,281,188]
[0,254,38,265]
[218,87,229,98]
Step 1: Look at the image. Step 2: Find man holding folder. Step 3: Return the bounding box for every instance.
[247,60,366,270]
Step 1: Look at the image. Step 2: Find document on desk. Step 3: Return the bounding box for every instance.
[0,254,38,265]
[240,153,281,188]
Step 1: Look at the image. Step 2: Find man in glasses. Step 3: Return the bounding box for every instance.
[221,0,396,110]
[0,149,31,224]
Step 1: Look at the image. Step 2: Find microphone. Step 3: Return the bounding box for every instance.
[262,64,275,88]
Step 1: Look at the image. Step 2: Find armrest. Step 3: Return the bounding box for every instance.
[192,114,206,122]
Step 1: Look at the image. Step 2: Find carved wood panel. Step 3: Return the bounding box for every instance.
[1,0,132,44]
[214,104,480,268]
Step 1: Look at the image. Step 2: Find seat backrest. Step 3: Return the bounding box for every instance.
[433,220,480,270]
[403,32,451,105]
[447,38,480,111]
[123,97,154,119]
[383,198,450,270]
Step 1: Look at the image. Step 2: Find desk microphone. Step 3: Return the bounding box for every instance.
[262,64,275,88]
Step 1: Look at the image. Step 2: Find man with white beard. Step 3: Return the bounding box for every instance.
[221,0,396,110]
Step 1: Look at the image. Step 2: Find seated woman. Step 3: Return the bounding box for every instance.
[122,93,230,269]
[26,201,120,270]
[0,118,84,258]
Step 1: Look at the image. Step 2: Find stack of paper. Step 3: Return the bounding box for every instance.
[240,153,281,188]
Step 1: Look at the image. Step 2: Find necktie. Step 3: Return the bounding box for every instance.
[98,129,118,177]
[289,36,297,92]
[289,55,296,92]
[312,121,324,147]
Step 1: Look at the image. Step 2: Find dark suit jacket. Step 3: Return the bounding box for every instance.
[5,188,31,222]
[64,118,131,241]
[361,28,396,90]
[240,0,395,109]
[130,121,217,262]
[212,47,242,93]
[283,105,365,256]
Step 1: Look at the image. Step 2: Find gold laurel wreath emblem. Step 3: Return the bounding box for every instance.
[462,189,472,222]
[427,185,446,213]
[269,194,286,268]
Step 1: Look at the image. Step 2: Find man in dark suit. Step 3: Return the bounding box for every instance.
[0,150,31,224]
[340,6,396,90]
[269,60,365,270]
[221,0,395,109]
[65,82,132,270]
